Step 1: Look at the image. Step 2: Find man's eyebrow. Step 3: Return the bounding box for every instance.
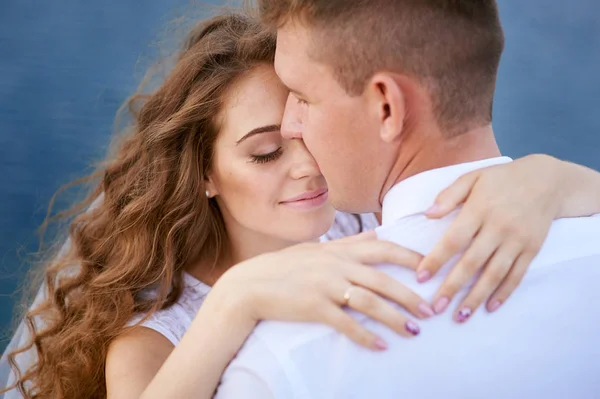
[279,78,304,98]
[235,124,281,145]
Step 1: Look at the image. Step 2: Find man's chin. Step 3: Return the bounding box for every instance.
[329,193,365,214]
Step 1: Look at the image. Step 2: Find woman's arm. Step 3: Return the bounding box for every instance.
[141,292,256,399]
[105,328,179,398]
[553,158,600,218]
[106,239,427,399]
[105,288,257,399]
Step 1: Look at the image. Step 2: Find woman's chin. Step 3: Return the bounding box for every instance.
[281,219,336,244]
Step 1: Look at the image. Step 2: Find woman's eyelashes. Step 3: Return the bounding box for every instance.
[250,147,283,164]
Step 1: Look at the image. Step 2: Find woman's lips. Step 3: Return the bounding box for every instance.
[280,188,329,210]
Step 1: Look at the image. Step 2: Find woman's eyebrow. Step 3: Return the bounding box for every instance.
[235,124,281,145]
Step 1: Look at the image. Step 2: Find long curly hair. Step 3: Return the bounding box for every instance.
[2,11,276,399]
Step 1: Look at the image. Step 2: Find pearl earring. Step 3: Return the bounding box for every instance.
[205,189,210,198]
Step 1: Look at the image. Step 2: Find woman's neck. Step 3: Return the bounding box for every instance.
[186,222,302,286]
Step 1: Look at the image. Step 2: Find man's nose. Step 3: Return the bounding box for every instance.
[288,139,320,181]
[281,94,304,140]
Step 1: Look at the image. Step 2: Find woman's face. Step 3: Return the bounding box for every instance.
[207,64,336,251]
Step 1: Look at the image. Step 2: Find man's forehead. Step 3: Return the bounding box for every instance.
[274,24,314,85]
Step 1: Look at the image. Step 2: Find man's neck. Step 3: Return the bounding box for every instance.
[379,124,501,205]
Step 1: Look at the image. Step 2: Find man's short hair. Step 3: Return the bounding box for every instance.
[259,0,505,137]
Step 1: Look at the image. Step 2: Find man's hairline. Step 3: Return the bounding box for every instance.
[275,21,362,99]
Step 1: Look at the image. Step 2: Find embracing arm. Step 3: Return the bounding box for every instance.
[106,299,256,399]
[106,239,427,398]
[106,291,257,399]
[553,157,600,218]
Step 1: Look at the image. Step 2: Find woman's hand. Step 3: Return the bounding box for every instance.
[210,236,432,351]
[417,154,600,322]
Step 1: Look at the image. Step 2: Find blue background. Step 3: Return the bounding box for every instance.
[0,1,599,349]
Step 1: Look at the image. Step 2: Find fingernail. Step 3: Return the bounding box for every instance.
[405,320,421,336]
[488,300,502,313]
[374,338,388,350]
[433,297,450,314]
[425,203,440,215]
[417,270,431,283]
[456,307,472,323]
[418,302,435,318]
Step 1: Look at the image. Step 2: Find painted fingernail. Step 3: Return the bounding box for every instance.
[433,297,450,314]
[456,307,472,323]
[405,320,421,336]
[418,302,435,318]
[425,204,440,215]
[488,300,502,313]
[374,338,388,350]
[417,270,431,283]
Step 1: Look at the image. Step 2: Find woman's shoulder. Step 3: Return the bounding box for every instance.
[127,273,210,346]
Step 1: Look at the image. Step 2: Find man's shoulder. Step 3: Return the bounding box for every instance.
[244,320,336,356]
[222,319,338,395]
[374,211,458,255]
[535,213,600,268]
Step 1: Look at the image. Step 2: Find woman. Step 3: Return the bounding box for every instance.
[2,11,600,399]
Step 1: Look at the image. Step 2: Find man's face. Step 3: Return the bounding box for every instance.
[274,22,394,213]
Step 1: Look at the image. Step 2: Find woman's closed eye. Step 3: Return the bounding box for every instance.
[250,147,283,164]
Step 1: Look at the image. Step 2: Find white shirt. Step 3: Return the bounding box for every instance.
[216,157,600,399]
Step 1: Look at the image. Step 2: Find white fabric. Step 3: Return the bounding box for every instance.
[128,273,211,346]
[216,157,600,399]
[321,212,379,242]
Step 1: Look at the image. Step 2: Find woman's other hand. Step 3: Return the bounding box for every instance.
[417,154,600,322]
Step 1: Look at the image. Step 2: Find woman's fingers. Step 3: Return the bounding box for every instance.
[426,171,480,218]
[319,304,388,350]
[486,250,537,313]
[431,225,502,314]
[334,230,377,243]
[333,239,423,270]
[417,208,482,282]
[339,285,420,338]
[345,265,434,320]
[451,241,521,322]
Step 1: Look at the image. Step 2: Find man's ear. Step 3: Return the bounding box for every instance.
[366,73,406,143]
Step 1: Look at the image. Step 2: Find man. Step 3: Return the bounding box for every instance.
[215,1,600,397]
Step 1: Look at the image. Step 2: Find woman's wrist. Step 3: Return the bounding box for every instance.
[200,278,258,331]
[554,158,600,218]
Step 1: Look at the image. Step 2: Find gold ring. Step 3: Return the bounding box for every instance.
[342,285,354,307]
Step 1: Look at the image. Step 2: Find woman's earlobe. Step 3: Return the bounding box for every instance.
[204,178,218,198]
